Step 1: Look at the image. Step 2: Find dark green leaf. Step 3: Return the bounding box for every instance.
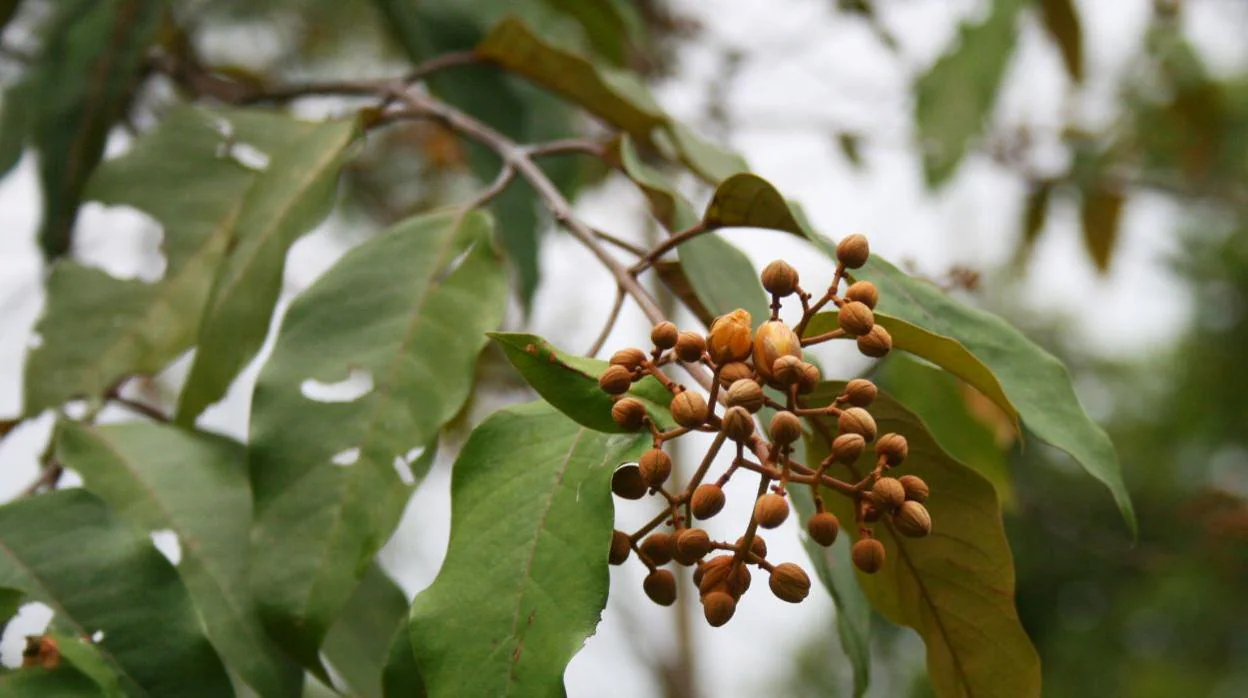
[55,421,302,698]
[0,490,233,697]
[540,0,638,66]
[915,0,1023,186]
[0,0,20,33]
[1079,184,1125,273]
[322,564,410,698]
[408,401,649,697]
[382,621,425,698]
[679,235,769,324]
[0,662,110,697]
[667,123,749,183]
[249,209,505,668]
[653,261,715,326]
[29,0,163,259]
[0,585,22,637]
[1016,179,1053,265]
[804,384,1040,698]
[490,332,675,433]
[1038,0,1083,83]
[0,79,32,178]
[176,114,359,423]
[703,173,809,235]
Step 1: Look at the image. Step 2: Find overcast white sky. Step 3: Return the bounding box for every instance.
[0,1,1244,696]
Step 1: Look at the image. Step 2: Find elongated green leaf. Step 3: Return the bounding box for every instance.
[804,384,1040,698]
[1016,179,1053,264]
[1038,0,1083,83]
[680,236,769,324]
[915,0,1023,186]
[51,631,124,697]
[477,16,667,146]
[0,586,22,637]
[803,311,1018,428]
[409,401,648,697]
[0,490,233,697]
[653,261,715,326]
[877,356,1014,507]
[382,622,424,698]
[249,209,506,668]
[694,173,1134,532]
[55,421,302,698]
[322,565,409,698]
[613,135,699,230]
[703,173,808,235]
[0,79,32,178]
[0,663,109,697]
[668,123,749,183]
[30,0,162,259]
[789,489,871,697]
[1079,183,1125,273]
[490,332,675,432]
[23,107,268,415]
[176,116,359,423]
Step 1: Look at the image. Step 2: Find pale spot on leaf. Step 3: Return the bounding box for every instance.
[301,368,373,403]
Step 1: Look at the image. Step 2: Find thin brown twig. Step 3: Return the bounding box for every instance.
[523,138,607,159]
[111,396,170,423]
[462,165,516,211]
[593,229,647,257]
[630,221,710,274]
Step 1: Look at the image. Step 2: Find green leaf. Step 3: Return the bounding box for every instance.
[249,209,506,668]
[803,384,1040,698]
[477,16,667,146]
[408,401,649,697]
[52,631,125,697]
[322,564,410,698]
[0,585,23,637]
[176,114,359,423]
[668,123,749,183]
[703,173,809,235]
[539,0,638,66]
[22,107,268,415]
[613,134,699,230]
[0,490,233,697]
[0,79,32,178]
[55,421,302,698]
[489,332,675,432]
[789,489,871,698]
[876,355,1014,507]
[914,0,1023,186]
[653,261,715,326]
[802,311,1018,429]
[679,235,769,324]
[1016,179,1053,265]
[1037,0,1083,83]
[29,0,163,259]
[0,662,110,697]
[1078,183,1125,273]
[382,621,425,698]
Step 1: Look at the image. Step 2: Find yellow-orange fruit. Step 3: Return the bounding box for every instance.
[838,301,875,336]
[899,474,930,503]
[838,407,877,441]
[769,562,811,603]
[611,398,647,431]
[844,280,879,309]
[718,361,754,386]
[843,378,877,407]
[670,390,709,427]
[721,405,756,442]
[674,331,707,362]
[771,355,803,388]
[639,448,672,487]
[651,321,678,350]
[857,324,892,358]
[754,320,802,384]
[610,347,647,371]
[871,477,906,512]
[852,538,886,574]
[640,532,675,566]
[807,512,840,546]
[726,379,765,413]
[895,501,932,538]
[769,411,803,445]
[796,361,820,394]
[832,433,866,464]
[836,234,870,268]
[599,365,633,395]
[876,433,908,466]
[691,484,726,519]
[702,590,737,626]
[761,260,799,297]
[674,528,713,565]
[754,493,790,529]
[736,535,767,560]
[707,309,754,363]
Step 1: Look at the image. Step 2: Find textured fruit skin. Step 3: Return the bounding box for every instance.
[640,532,675,566]
[836,234,870,268]
[769,411,803,445]
[899,474,930,503]
[721,406,756,442]
[691,484,726,519]
[644,569,677,606]
[754,321,802,383]
[872,477,906,512]
[717,362,753,388]
[761,260,799,296]
[726,379,765,413]
[611,398,646,430]
[771,355,803,387]
[838,407,878,441]
[769,563,811,603]
[843,378,877,407]
[707,309,754,363]
[857,324,893,358]
[876,433,908,466]
[832,433,866,464]
[754,493,790,529]
[611,465,647,500]
[796,361,820,394]
[696,555,735,595]
[609,530,631,565]
[674,331,706,362]
[675,528,713,565]
[737,535,767,560]
[702,590,737,626]
[845,280,879,309]
[838,301,875,336]
[852,537,886,574]
[895,500,932,538]
[598,365,633,395]
[670,390,709,427]
[807,512,840,546]
[639,448,672,487]
[610,347,647,371]
[651,321,678,349]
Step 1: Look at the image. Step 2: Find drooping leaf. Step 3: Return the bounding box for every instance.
[804,384,1040,698]
[1016,179,1053,264]
[249,209,506,669]
[914,0,1023,187]
[802,311,1018,429]
[22,107,274,415]
[0,79,32,178]
[0,490,233,697]
[679,235,769,324]
[667,123,749,183]
[703,173,808,235]
[1037,0,1083,83]
[612,134,699,230]
[55,421,302,698]
[876,355,1014,507]
[176,115,359,423]
[789,488,871,697]
[382,621,425,698]
[29,0,163,259]
[1079,183,1125,273]
[476,16,667,147]
[490,332,675,432]
[408,401,649,697]
[539,0,639,66]
[322,564,410,698]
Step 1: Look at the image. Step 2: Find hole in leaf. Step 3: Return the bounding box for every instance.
[57,468,84,490]
[301,368,373,403]
[90,630,105,643]
[331,447,360,467]
[393,456,414,485]
[229,142,270,171]
[150,529,182,566]
[74,203,167,282]
[0,602,53,668]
